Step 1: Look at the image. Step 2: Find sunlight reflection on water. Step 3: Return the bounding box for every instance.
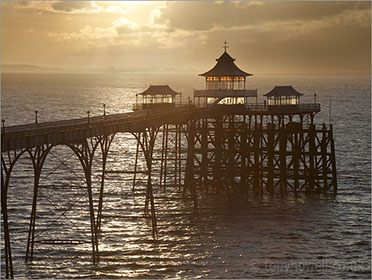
[1,72,370,279]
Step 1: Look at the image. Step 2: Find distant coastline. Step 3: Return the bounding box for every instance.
[1,64,198,74]
[1,64,370,75]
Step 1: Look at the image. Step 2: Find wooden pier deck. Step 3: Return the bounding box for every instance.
[1,105,199,152]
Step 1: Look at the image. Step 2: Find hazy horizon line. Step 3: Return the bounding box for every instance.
[1,64,371,75]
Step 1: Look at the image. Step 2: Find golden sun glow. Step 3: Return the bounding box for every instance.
[1,1,370,73]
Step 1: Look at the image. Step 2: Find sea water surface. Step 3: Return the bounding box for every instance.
[1,72,371,279]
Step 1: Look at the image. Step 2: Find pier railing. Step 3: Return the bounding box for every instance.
[1,105,199,152]
[246,103,321,112]
[208,103,321,114]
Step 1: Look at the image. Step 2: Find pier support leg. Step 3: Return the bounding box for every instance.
[253,124,260,194]
[132,127,159,238]
[227,116,235,196]
[132,134,140,192]
[321,124,328,193]
[163,125,169,191]
[178,124,182,188]
[307,124,316,193]
[329,125,338,194]
[68,139,100,264]
[25,145,53,263]
[1,150,26,279]
[279,130,287,195]
[267,123,274,193]
[159,125,166,189]
[293,131,300,193]
[96,134,115,233]
[174,124,178,187]
[201,119,208,192]
[185,120,198,212]
[213,116,223,193]
[240,119,247,197]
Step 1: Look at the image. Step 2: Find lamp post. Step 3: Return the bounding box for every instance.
[136,94,138,104]
[180,93,182,105]
[35,110,38,124]
[103,104,106,116]
[314,93,317,104]
[87,111,90,124]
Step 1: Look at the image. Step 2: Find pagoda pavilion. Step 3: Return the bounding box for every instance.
[134,85,180,110]
[194,42,257,106]
[264,85,303,106]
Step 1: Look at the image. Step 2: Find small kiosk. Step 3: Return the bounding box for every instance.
[264,85,303,106]
[134,85,180,111]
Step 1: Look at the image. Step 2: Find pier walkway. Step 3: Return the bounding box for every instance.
[1,103,320,152]
[1,104,198,152]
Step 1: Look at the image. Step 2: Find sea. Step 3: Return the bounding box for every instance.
[1,72,371,279]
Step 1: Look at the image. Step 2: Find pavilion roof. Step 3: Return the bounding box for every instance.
[199,51,252,77]
[264,86,304,97]
[138,85,180,96]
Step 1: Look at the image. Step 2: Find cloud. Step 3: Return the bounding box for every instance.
[155,1,370,31]
[105,5,125,14]
[3,1,369,72]
[51,1,103,13]
[2,1,103,14]
[47,25,117,44]
[52,2,91,12]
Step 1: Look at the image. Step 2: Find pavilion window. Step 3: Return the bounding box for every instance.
[236,97,244,104]
[233,76,245,90]
[207,97,218,104]
[219,97,232,104]
[206,76,220,90]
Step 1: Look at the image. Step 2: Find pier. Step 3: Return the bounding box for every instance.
[1,48,337,278]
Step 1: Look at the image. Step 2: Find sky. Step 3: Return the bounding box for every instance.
[1,1,371,73]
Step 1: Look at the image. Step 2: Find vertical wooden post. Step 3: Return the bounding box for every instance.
[178,124,182,187]
[279,128,287,195]
[329,124,338,194]
[240,116,247,195]
[201,118,208,191]
[132,134,140,191]
[321,124,328,192]
[159,125,166,189]
[174,124,178,187]
[214,116,223,193]
[163,124,169,190]
[267,123,274,193]
[253,123,260,193]
[185,120,198,211]
[227,115,235,192]
[293,129,300,193]
[308,124,316,193]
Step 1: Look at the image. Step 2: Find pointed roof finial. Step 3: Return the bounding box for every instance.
[223,40,229,52]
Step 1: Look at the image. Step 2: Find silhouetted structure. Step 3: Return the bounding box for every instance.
[1,44,337,279]
[264,85,303,105]
[183,47,335,202]
[194,44,257,106]
[134,85,179,110]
